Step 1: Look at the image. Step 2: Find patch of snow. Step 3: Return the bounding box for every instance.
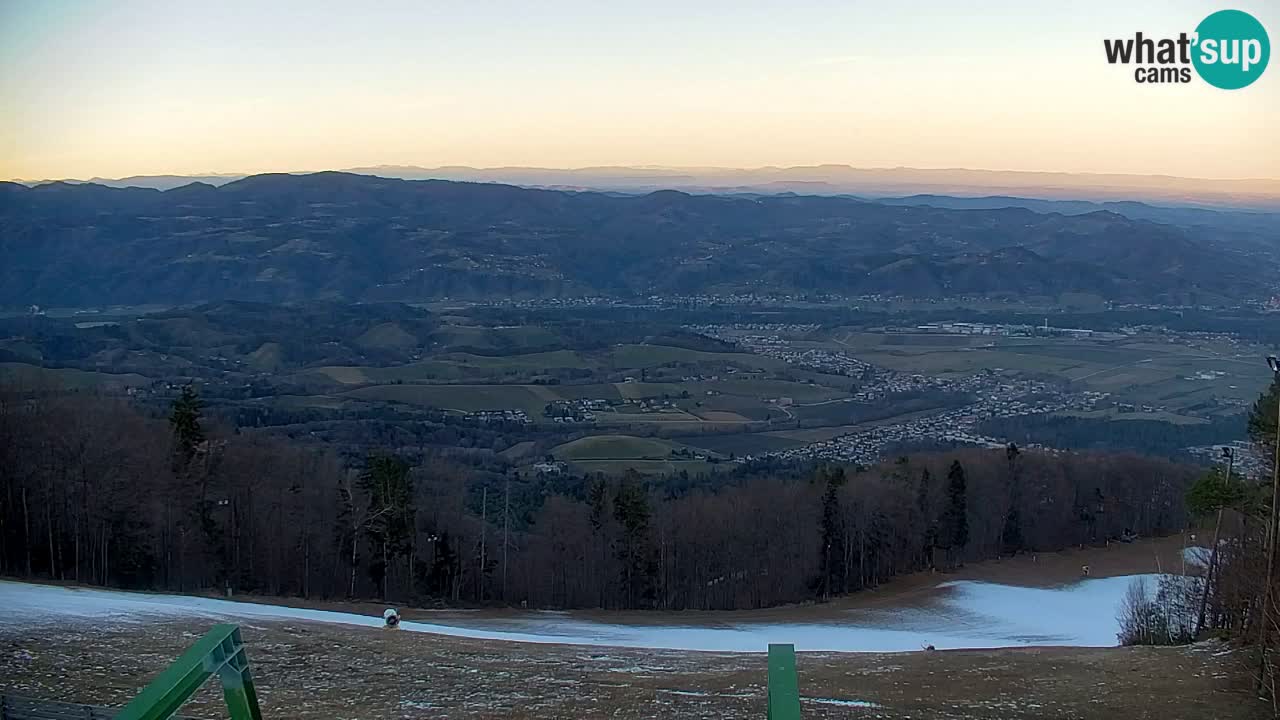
[0,575,1158,653]
[657,689,754,699]
[1183,546,1212,568]
[807,697,882,708]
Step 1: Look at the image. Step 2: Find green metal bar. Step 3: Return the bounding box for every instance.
[767,643,801,720]
[216,628,263,720]
[114,624,263,720]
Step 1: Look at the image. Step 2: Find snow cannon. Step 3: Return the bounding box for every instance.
[383,608,400,628]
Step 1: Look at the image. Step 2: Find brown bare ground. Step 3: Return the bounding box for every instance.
[0,618,1265,719]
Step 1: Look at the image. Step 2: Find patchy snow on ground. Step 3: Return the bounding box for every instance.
[0,575,1155,653]
[1183,546,1212,568]
[807,697,883,708]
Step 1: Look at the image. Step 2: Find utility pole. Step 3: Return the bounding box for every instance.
[1258,355,1280,692]
[479,485,487,603]
[1196,446,1233,634]
[503,477,511,601]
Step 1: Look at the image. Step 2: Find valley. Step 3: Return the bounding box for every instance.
[1,295,1270,475]
[4,4,1278,717]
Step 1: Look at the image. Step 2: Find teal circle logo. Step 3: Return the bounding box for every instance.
[1192,9,1270,89]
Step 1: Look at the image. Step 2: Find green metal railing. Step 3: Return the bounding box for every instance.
[767,643,802,720]
[113,623,262,720]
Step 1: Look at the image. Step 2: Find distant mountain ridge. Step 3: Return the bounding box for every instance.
[1,172,1275,308]
[15,164,1280,211]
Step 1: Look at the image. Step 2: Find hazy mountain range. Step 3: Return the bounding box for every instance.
[14,165,1280,211]
[3,172,1276,309]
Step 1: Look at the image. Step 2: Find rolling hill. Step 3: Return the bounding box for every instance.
[2,172,1274,307]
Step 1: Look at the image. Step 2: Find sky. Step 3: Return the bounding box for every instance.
[1,0,1277,181]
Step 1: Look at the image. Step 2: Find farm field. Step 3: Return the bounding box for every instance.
[326,330,1268,416]
[71,314,1261,475]
[313,349,593,385]
[0,362,149,389]
[342,384,554,414]
[431,324,564,350]
[552,434,714,461]
[604,344,785,371]
[308,340,839,430]
[260,323,1275,473]
[764,408,949,442]
[570,458,727,475]
[674,432,807,456]
[827,330,1272,415]
[595,412,754,430]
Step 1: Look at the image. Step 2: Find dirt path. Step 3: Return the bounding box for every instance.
[0,618,1264,719]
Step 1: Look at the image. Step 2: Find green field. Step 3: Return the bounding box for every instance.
[342,384,552,414]
[285,327,1277,460]
[826,331,1272,413]
[550,434,729,475]
[765,409,946,441]
[851,347,1089,376]
[879,334,981,347]
[313,362,469,384]
[337,378,816,425]
[0,362,149,390]
[1000,344,1156,364]
[545,383,624,401]
[246,342,286,371]
[594,410,730,427]
[552,434,711,460]
[604,344,784,371]
[309,337,848,427]
[433,324,563,351]
[436,350,591,370]
[674,432,806,456]
[714,377,846,403]
[313,350,592,385]
[616,382,695,400]
[568,459,725,476]
[355,322,420,350]
[311,343,775,388]
[266,394,355,410]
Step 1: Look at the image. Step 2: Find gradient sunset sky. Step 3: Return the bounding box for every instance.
[2,0,1277,181]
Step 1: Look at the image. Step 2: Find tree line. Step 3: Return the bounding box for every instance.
[980,413,1247,459]
[0,384,1198,610]
[1167,375,1279,704]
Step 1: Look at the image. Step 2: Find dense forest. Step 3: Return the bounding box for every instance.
[0,383,1201,610]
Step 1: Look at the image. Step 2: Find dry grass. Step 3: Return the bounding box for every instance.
[0,618,1265,720]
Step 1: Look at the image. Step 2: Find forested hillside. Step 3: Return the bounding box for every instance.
[3,172,1274,307]
[0,385,1196,610]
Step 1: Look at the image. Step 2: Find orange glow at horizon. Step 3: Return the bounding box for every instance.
[2,0,1276,183]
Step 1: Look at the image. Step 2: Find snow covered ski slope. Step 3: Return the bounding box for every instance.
[0,575,1153,653]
